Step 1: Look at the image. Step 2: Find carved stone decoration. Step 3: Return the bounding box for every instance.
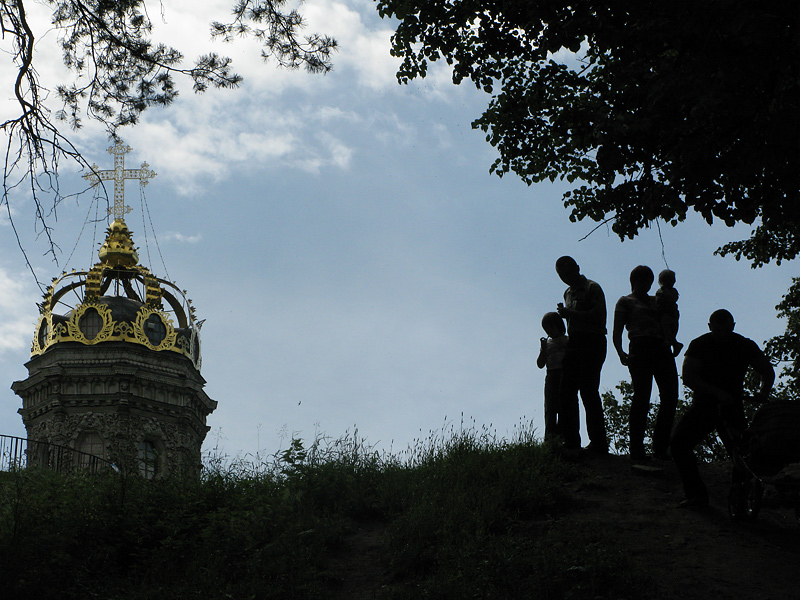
[13,343,216,477]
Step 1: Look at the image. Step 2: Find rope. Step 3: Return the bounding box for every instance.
[139,183,170,281]
[90,190,101,268]
[139,183,154,270]
[64,188,101,272]
[656,219,670,270]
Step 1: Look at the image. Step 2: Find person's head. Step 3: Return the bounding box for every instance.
[629,265,654,294]
[542,312,566,338]
[708,309,735,335]
[555,256,582,286]
[659,269,676,288]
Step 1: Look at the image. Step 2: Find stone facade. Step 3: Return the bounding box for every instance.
[13,341,217,477]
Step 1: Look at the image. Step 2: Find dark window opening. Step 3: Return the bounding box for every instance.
[38,320,49,348]
[138,440,159,479]
[145,314,167,345]
[79,308,103,340]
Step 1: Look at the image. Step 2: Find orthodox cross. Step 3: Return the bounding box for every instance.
[84,139,157,219]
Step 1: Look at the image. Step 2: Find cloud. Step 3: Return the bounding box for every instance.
[0,0,467,203]
[292,131,354,173]
[124,93,368,191]
[159,231,203,244]
[0,267,40,353]
[300,1,402,91]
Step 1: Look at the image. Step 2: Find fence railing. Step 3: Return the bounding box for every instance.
[0,435,115,474]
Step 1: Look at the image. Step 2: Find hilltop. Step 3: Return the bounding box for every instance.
[2,435,799,599]
[329,454,800,600]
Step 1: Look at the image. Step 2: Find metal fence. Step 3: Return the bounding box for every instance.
[0,435,115,474]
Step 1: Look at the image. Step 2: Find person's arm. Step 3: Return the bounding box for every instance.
[537,338,548,369]
[612,302,628,366]
[682,356,735,406]
[750,348,775,403]
[585,284,607,329]
[558,283,606,329]
[556,290,571,320]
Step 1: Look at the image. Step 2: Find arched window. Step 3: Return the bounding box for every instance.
[76,432,106,469]
[79,308,103,340]
[138,440,159,479]
[144,314,167,345]
[37,319,49,348]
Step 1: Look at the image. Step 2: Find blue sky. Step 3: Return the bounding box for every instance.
[0,0,793,460]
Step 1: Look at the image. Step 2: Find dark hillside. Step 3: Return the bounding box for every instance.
[328,454,800,599]
[1,435,798,599]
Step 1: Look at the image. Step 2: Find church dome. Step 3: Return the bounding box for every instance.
[15,139,213,479]
[32,218,202,369]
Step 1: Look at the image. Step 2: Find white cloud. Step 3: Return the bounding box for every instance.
[290,131,353,173]
[0,0,466,202]
[315,106,363,124]
[432,123,453,149]
[0,268,39,353]
[302,1,402,91]
[159,231,203,244]
[122,92,368,189]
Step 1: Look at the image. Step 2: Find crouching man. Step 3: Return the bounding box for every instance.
[670,309,774,508]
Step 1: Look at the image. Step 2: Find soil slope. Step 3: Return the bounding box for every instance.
[561,455,800,599]
[331,455,800,599]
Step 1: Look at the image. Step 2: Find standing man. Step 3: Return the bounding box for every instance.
[555,256,609,454]
[612,265,679,461]
[671,309,774,508]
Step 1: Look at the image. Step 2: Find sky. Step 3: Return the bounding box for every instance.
[0,0,794,462]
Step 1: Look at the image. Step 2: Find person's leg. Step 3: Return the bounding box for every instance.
[543,370,561,441]
[670,401,716,503]
[627,341,654,457]
[717,397,746,456]
[580,337,608,451]
[557,352,581,449]
[652,348,679,458]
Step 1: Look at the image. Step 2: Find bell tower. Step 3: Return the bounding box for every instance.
[12,141,216,477]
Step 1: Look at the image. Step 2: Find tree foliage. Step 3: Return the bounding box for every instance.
[765,277,800,400]
[377,0,799,266]
[1,0,335,264]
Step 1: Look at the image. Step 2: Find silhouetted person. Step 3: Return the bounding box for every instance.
[670,309,774,508]
[656,269,683,356]
[555,256,608,453]
[612,266,679,460]
[537,312,568,442]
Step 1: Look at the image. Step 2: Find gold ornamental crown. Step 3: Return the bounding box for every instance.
[31,141,201,369]
[32,218,202,369]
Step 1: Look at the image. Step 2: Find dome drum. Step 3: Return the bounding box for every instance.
[34,296,200,369]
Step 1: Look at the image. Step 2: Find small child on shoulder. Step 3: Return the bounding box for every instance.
[537,312,568,442]
[656,269,683,357]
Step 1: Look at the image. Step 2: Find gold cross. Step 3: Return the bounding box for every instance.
[83,139,157,219]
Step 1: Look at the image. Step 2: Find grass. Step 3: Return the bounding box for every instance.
[0,420,654,600]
